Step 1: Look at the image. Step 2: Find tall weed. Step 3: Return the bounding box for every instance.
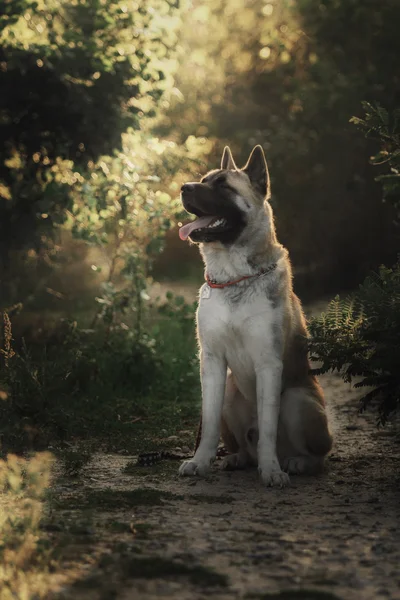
[0,452,54,600]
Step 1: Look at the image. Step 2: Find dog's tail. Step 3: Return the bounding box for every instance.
[281,386,333,457]
[303,399,333,456]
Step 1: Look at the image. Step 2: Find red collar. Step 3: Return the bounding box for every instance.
[205,263,277,289]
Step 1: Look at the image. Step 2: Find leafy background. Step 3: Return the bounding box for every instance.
[0,0,399,453]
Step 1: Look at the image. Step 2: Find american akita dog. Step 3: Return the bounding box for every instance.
[178,145,332,487]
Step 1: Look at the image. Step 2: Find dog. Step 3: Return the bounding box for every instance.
[178,145,332,487]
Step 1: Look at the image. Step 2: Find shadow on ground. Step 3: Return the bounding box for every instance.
[43,371,400,600]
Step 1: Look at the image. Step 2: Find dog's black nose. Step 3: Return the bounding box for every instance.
[181,183,195,194]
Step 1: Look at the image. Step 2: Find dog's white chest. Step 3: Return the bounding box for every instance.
[198,283,278,389]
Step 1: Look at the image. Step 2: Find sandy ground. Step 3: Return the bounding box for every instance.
[52,369,400,600]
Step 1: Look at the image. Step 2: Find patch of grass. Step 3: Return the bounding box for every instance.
[123,556,228,587]
[54,487,183,510]
[0,309,200,456]
[59,449,93,477]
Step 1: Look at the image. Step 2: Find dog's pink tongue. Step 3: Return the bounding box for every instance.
[179,216,215,240]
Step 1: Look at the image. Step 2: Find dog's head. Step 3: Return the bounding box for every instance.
[179,145,271,244]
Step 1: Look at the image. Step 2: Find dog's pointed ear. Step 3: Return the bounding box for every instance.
[243,145,270,199]
[221,146,237,170]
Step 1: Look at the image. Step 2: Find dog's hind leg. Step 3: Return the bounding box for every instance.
[279,386,333,475]
[220,449,250,471]
[220,372,255,471]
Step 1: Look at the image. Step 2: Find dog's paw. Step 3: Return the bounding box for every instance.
[220,453,247,471]
[178,459,210,477]
[259,463,290,488]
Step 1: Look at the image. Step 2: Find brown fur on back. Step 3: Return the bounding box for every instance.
[283,292,325,402]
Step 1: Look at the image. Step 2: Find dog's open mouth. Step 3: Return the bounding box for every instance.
[179,215,229,240]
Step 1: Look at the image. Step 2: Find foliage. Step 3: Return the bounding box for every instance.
[309,105,400,422]
[60,449,93,478]
[67,130,210,338]
[0,0,207,458]
[351,102,400,219]
[4,0,400,448]
[161,0,400,292]
[0,452,54,599]
[0,292,199,453]
[0,0,182,264]
[309,265,400,422]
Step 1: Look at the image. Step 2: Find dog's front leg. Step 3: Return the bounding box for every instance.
[179,351,226,477]
[256,360,290,488]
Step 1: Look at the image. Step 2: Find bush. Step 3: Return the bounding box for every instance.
[309,104,400,422]
[0,1,210,454]
[309,265,400,422]
[0,452,54,599]
[0,0,182,263]
[0,291,199,453]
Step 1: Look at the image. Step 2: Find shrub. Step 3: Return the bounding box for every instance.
[0,452,54,599]
[0,0,182,262]
[309,104,400,422]
[0,289,199,453]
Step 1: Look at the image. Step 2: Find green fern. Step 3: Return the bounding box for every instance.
[309,262,400,423]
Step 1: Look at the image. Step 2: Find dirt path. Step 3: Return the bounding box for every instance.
[51,371,400,600]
